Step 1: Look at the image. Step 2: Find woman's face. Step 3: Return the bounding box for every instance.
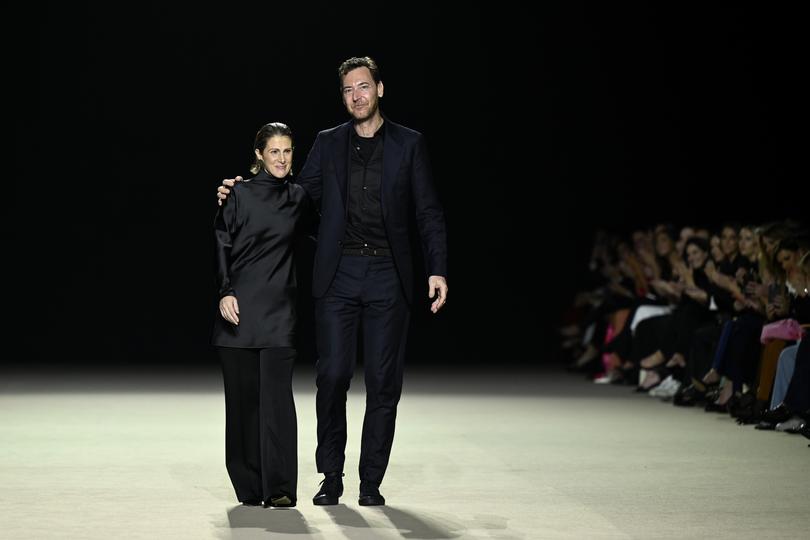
[738,228,755,257]
[687,243,708,269]
[720,227,739,257]
[710,235,724,262]
[255,135,293,178]
[655,233,674,257]
[762,235,778,256]
[777,248,798,273]
[633,231,651,253]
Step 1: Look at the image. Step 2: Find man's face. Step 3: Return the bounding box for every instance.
[341,67,383,121]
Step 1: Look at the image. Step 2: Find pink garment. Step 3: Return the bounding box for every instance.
[601,324,619,372]
[760,318,806,344]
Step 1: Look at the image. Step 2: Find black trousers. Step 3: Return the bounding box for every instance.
[662,303,713,358]
[684,322,723,383]
[314,255,410,486]
[718,312,764,391]
[631,314,672,365]
[217,346,297,503]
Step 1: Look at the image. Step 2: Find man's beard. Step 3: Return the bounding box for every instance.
[352,101,377,121]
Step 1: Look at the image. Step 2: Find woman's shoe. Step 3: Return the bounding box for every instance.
[673,384,699,407]
[775,416,806,433]
[761,404,792,424]
[728,392,753,419]
[704,400,728,413]
[735,403,767,425]
[636,371,662,392]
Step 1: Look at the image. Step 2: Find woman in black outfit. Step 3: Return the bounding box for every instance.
[211,122,309,508]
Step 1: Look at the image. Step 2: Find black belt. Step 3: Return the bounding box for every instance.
[342,247,392,257]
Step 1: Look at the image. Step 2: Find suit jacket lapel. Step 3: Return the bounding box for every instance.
[332,122,351,210]
[381,121,403,218]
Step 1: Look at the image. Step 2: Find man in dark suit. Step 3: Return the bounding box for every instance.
[218,56,448,506]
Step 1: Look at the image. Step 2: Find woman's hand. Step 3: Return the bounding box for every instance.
[746,281,768,301]
[772,296,788,318]
[684,286,708,303]
[704,260,718,283]
[682,265,696,287]
[219,295,240,325]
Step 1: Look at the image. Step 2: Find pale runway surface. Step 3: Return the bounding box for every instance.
[1,364,808,539]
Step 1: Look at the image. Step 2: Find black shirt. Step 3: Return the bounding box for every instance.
[714,253,753,313]
[211,170,309,348]
[682,267,713,310]
[343,123,390,251]
[790,292,810,325]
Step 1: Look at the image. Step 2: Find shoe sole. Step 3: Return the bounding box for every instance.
[266,496,296,508]
[312,493,341,506]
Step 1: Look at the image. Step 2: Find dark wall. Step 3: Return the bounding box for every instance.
[16,4,805,365]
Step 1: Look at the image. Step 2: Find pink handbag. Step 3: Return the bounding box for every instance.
[760,318,806,344]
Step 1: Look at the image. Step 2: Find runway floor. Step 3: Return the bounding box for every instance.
[1,363,808,539]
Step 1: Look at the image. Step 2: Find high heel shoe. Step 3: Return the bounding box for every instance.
[636,365,668,392]
[759,403,792,424]
[673,379,719,407]
[704,401,728,413]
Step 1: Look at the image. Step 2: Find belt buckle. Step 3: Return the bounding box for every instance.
[360,247,371,256]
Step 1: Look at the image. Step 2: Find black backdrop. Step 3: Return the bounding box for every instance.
[16,4,805,365]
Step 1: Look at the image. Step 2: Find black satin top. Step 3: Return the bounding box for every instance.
[211,170,309,348]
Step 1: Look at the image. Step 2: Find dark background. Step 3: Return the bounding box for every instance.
[17,4,805,366]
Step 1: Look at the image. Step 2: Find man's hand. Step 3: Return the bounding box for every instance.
[217,176,243,206]
[219,295,240,325]
[428,275,448,314]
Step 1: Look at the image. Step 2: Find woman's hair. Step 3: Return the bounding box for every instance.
[682,237,710,272]
[250,122,293,174]
[684,236,710,256]
[755,221,799,282]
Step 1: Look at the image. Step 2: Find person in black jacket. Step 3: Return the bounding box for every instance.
[212,122,309,508]
[218,57,449,506]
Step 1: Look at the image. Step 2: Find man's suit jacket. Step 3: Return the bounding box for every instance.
[295,118,447,304]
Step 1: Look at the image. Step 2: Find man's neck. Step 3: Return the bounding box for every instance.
[354,114,384,138]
